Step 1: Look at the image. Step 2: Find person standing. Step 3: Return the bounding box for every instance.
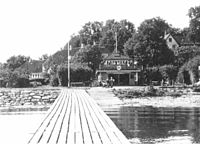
[109,77,115,88]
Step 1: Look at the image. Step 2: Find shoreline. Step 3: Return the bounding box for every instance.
[0,86,200,110]
[88,86,200,108]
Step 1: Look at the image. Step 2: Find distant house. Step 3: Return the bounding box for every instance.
[21,60,46,81]
[164,33,181,50]
[96,50,141,86]
[164,32,200,50]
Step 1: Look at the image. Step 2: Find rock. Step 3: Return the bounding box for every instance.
[33,95,41,99]
[24,102,33,106]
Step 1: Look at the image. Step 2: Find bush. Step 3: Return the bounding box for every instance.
[177,56,200,84]
[159,65,178,82]
[57,63,92,86]
[0,69,30,88]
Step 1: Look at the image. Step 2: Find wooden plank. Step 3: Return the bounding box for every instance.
[74,90,83,144]
[80,90,120,144]
[66,92,75,144]
[77,90,102,144]
[28,89,131,144]
[47,89,70,144]
[28,90,65,144]
[83,91,131,144]
[80,90,114,144]
[75,90,93,144]
[56,91,72,144]
[39,91,68,144]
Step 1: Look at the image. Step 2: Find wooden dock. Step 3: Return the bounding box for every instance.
[28,89,131,144]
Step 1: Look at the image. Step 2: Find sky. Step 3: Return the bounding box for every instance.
[0,0,199,63]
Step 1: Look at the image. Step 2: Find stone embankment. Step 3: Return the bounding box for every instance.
[0,88,61,107]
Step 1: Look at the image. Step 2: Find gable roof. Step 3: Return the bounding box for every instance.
[164,33,182,45]
[104,50,132,60]
[20,60,43,73]
[164,33,200,46]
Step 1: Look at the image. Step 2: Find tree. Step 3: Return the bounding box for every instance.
[0,68,29,88]
[177,55,200,84]
[6,55,30,70]
[69,34,81,49]
[57,63,92,86]
[43,49,69,73]
[39,54,49,61]
[124,17,174,67]
[101,19,135,53]
[175,45,200,67]
[79,21,103,45]
[72,45,102,74]
[188,5,200,43]
[159,65,178,83]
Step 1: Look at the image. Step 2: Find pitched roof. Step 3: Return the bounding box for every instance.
[164,33,199,46]
[20,60,43,73]
[104,50,132,60]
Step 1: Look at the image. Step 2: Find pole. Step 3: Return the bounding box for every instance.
[68,42,70,88]
[115,32,117,53]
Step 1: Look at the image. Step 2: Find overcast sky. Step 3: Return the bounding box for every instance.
[0,0,199,63]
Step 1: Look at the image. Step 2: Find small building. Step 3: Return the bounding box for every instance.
[20,60,46,82]
[96,50,141,86]
[164,33,180,50]
[164,32,200,50]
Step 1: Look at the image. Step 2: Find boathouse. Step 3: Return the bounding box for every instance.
[96,50,141,86]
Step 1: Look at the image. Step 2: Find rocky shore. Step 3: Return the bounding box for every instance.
[112,86,200,107]
[0,88,61,108]
[88,86,200,108]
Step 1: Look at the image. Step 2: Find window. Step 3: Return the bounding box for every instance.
[169,38,172,42]
[172,44,176,49]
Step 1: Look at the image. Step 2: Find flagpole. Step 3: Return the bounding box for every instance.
[115,32,118,53]
[68,42,70,88]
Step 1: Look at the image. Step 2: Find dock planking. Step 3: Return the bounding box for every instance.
[28,89,131,144]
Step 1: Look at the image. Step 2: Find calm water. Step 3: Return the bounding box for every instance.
[0,108,47,144]
[103,106,200,144]
[1,106,200,144]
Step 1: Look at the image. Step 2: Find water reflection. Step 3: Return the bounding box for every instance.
[103,106,200,144]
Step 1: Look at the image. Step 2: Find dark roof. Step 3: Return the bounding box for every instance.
[99,47,111,54]
[104,50,132,60]
[20,60,43,73]
[165,33,199,46]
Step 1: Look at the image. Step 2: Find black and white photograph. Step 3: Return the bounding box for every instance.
[0,0,200,143]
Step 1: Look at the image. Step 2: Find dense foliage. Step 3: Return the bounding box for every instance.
[177,56,200,84]
[175,45,200,67]
[188,6,200,43]
[1,5,200,87]
[56,63,92,86]
[124,17,175,67]
[0,68,29,88]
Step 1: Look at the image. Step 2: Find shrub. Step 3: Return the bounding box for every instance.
[177,56,200,84]
[57,63,92,86]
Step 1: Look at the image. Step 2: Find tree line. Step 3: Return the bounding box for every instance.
[1,5,200,87]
